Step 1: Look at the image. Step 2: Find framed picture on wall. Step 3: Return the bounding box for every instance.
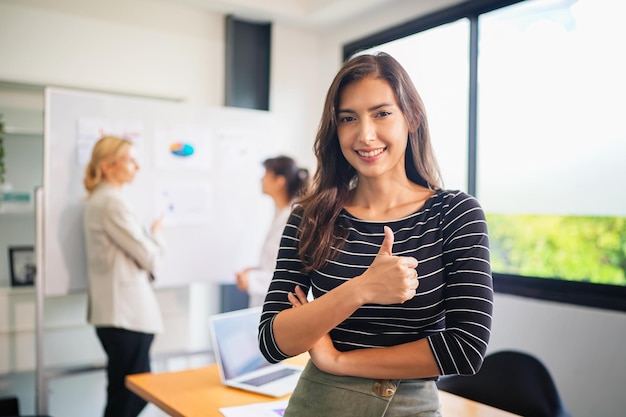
[9,246,36,287]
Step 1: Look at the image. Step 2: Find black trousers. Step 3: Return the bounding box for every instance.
[96,327,154,417]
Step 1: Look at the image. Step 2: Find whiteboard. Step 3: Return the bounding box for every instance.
[43,88,277,296]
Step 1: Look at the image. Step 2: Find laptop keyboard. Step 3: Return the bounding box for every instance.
[241,368,299,387]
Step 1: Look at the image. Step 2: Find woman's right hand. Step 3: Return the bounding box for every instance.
[150,216,164,233]
[288,286,342,373]
[235,268,251,291]
[356,226,419,305]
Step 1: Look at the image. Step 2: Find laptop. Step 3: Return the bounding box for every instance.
[209,307,304,397]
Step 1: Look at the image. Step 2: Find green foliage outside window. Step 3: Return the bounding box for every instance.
[486,214,626,286]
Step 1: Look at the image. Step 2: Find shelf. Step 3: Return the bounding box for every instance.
[0,191,34,214]
[0,210,34,217]
[4,126,43,136]
[0,105,44,135]
[0,285,35,295]
[0,204,34,214]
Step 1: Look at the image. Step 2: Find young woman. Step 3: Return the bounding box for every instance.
[258,53,493,417]
[83,136,165,417]
[235,156,309,307]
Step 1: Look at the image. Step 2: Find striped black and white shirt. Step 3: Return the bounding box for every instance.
[259,189,493,376]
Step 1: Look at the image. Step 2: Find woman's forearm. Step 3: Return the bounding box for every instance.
[272,279,364,356]
[327,338,440,380]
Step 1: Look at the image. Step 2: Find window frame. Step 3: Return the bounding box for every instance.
[343,0,626,313]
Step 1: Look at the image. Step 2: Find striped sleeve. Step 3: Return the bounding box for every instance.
[427,191,493,375]
[258,211,309,363]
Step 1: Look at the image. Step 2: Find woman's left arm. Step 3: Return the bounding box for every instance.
[426,192,493,375]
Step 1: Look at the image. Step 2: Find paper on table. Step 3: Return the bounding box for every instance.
[219,399,288,417]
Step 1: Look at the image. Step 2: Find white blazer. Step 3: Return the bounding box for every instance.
[83,183,165,334]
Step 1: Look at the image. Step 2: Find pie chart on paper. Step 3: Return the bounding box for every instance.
[170,142,195,157]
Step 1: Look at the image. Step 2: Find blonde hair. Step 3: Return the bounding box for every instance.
[83,136,133,197]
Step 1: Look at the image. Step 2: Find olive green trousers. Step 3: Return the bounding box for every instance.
[284,361,441,417]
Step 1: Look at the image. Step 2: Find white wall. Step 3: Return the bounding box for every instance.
[1,0,625,416]
[270,23,323,171]
[0,0,223,104]
[489,294,626,417]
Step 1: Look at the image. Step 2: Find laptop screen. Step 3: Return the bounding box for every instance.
[210,307,274,380]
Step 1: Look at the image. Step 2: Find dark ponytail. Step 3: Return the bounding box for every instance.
[263,156,310,201]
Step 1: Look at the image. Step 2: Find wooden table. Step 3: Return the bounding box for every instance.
[127,357,520,417]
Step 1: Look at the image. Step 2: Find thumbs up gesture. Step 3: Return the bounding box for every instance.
[357,226,419,305]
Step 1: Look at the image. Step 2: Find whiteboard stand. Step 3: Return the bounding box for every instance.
[35,186,49,414]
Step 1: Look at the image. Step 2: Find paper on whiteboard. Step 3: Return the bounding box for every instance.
[76,117,144,165]
[153,123,212,171]
[154,180,212,227]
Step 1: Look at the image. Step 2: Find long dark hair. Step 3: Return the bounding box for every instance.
[297,52,442,272]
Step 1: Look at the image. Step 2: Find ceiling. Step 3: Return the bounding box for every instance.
[156,0,456,29]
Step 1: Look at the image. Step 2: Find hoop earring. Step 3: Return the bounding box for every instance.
[348,176,358,190]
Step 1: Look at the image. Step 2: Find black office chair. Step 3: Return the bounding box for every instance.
[436,350,571,417]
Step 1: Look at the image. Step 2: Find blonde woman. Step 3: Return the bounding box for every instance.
[83,136,165,417]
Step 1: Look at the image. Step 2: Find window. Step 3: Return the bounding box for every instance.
[356,20,470,191]
[345,0,626,311]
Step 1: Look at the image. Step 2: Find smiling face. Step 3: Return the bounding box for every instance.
[336,76,410,181]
